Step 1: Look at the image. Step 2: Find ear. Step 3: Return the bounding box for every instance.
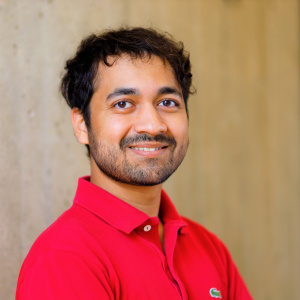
[71,108,89,145]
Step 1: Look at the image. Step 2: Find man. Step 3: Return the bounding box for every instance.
[16,27,252,299]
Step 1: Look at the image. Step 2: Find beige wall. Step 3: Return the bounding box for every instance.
[1,0,299,299]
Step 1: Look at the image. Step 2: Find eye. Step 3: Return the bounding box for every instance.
[114,101,133,109]
[158,99,179,108]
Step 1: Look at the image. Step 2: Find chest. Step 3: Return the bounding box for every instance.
[94,227,228,300]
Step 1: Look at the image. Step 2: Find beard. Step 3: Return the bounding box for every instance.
[88,131,188,186]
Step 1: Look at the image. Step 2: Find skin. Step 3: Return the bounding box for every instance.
[72,55,189,241]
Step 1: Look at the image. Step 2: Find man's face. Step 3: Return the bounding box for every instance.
[87,55,189,186]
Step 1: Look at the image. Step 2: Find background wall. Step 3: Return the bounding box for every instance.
[1,0,299,299]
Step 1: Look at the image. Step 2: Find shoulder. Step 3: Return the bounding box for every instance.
[17,204,118,298]
[19,204,112,274]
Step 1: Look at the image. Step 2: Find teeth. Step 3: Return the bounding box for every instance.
[131,147,162,151]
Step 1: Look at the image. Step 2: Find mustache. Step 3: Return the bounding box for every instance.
[120,133,176,150]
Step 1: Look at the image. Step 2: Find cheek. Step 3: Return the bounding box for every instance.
[168,115,189,142]
[92,115,133,143]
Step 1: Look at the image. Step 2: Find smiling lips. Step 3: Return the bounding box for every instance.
[130,146,165,152]
[128,143,168,154]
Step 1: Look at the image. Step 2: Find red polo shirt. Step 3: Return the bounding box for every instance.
[16,176,252,300]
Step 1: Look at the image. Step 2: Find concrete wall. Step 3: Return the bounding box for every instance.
[1,0,299,299]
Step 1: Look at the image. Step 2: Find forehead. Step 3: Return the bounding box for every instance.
[94,55,180,92]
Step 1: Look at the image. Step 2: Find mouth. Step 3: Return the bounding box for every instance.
[129,146,167,152]
[120,133,176,152]
[127,143,169,157]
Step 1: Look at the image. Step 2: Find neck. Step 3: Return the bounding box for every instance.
[90,163,162,218]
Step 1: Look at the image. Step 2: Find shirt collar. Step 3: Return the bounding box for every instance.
[73,176,187,234]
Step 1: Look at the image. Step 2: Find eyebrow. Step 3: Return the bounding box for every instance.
[157,87,183,98]
[106,86,183,101]
[107,88,139,101]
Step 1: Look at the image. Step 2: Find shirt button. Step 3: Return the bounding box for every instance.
[144,225,152,232]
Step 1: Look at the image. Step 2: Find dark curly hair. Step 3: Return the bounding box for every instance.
[60,27,193,153]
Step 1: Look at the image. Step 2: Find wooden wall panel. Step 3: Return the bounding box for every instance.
[0,0,299,299]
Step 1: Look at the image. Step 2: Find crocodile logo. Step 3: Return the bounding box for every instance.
[210,288,222,298]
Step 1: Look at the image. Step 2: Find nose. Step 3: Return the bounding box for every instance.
[133,105,167,135]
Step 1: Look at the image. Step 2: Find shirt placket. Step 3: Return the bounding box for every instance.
[164,223,188,300]
[136,219,187,300]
